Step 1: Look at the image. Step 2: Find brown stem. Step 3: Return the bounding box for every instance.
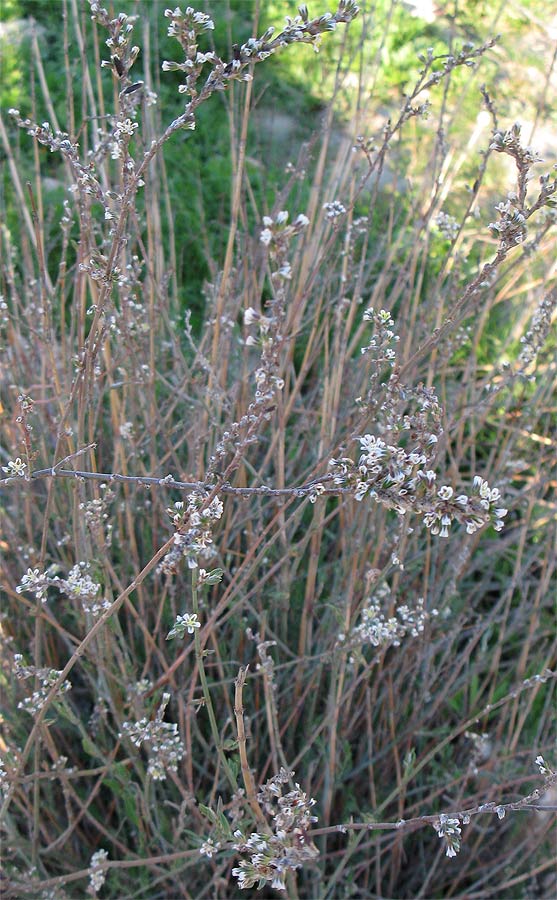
[234,666,267,828]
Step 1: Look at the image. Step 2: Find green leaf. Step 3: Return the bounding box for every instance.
[203,567,224,585]
[198,804,218,826]
[81,735,103,761]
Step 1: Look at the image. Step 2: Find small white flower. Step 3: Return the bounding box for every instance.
[166,612,201,639]
[437,485,454,501]
[244,307,259,325]
[276,262,292,279]
[183,613,199,633]
[199,837,220,857]
[2,457,26,477]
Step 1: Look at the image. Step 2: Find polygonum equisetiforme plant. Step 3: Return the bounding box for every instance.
[3,2,557,897]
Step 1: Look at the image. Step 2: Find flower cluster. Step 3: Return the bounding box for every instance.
[356,305,444,452]
[79,484,114,546]
[162,6,216,107]
[245,210,310,397]
[90,4,140,82]
[232,769,318,892]
[259,210,309,250]
[86,6,151,198]
[110,117,139,160]
[329,437,508,537]
[58,563,112,618]
[88,848,109,896]
[160,493,224,573]
[162,3,359,110]
[360,307,400,367]
[487,123,557,250]
[7,108,112,220]
[518,289,557,370]
[435,211,460,241]
[119,420,134,440]
[120,693,185,781]
[165,6,215,38]
[14,654,72,715]
[488,199,527,248]
[210,210,309,473]
[425,476,507,536]
[433,814,462,858]
[16,567,50,602]
[323,199,346,225]
[331,434,427,505]
[16,561,113,617]
[340,589,436,652]
[489,122,543,169]
[535,755,554,777]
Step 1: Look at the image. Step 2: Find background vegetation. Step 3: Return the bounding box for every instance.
[1,1,555,898]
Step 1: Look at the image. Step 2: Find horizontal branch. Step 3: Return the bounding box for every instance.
[1,466,339,498]
[309,772,557,837]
